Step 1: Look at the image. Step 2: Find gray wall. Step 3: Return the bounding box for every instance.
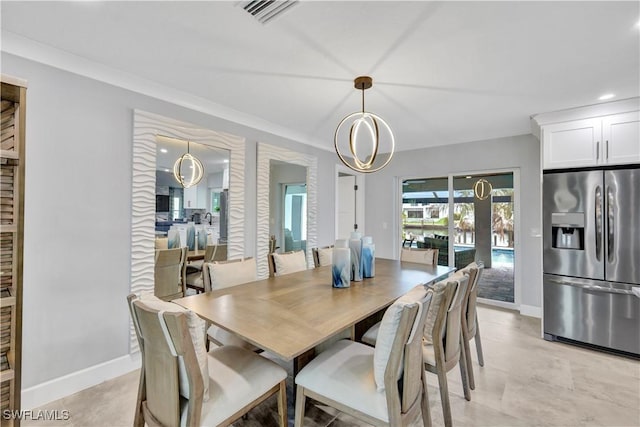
[2,53,339,390]
[364,134,542,309]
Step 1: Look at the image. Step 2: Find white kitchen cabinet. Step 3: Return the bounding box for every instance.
[602,111,640,165]
[543,111,640,169]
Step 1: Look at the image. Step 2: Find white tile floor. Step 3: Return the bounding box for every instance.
[23,305,640,427]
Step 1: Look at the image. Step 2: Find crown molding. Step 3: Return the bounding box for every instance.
[1,31,328,149]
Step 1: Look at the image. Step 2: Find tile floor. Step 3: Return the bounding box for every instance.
[23,305,640,427]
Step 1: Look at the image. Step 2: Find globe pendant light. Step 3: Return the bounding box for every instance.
[173,140,204,188]
[334,76,395,173]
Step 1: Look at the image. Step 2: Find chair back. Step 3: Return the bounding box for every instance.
[129,296,204,427]
[312,246,333,268]
[438,276,470,365]
[381,295,432,425]
[399,292,433,415]
[212,244,227,262]
[202,257,257,291]
[154,247,187,301]
[269,250,307,277]
[461,261,484,336]
[401,248,438,265]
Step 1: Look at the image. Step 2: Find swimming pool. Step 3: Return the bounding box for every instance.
[492,248,514,264]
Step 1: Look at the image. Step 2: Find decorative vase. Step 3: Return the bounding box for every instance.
[362,236,375,278]
[186,223,196,251]
[332,239,351,288]
[197,228,207,250]
[167,229,181,249]
[349,232,363,282]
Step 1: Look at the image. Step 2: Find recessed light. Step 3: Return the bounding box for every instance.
[160,148,168,153]
[164,168,170,172]
[224,159,229,163]
[598,93,615,101]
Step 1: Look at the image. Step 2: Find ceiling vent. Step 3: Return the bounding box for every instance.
[239,1,298,24]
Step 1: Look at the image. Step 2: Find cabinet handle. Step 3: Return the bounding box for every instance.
[605,140,609,159]
[596,141,600,160]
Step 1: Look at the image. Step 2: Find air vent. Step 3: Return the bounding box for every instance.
[240,1,298,24]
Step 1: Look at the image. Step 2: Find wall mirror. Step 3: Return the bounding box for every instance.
[257,143,317,279]
[131,110,245,349]
[155,137,230,245]
[270,161,307,254]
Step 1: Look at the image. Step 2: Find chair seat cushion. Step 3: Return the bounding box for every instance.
[360,322,380,346]
[186,272,204,289]
[207,325,260,352]
[422,341,436,367]
[295,339,389,423]
[190,346,287,427]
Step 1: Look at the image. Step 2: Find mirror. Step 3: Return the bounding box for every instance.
[270,161,307,253]
[155,137,230,245]
[131,110,245,349]
[257,143,317,279]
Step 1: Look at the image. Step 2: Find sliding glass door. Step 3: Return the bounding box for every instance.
[402,172,515,304]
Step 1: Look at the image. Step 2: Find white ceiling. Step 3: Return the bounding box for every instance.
[2,1,639,152]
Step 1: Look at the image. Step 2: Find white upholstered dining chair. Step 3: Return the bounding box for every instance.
[459,261,485,390]
[312,246,333,268]
[294,287,433,427]
[201,257,261,351]
[400,247,438,265]
[185,244,227,293]
[154,247,187,301]
[127,293,287,427]
[423,274,471,427]
[269,250,307,277]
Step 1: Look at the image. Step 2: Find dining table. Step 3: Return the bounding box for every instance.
[173,258,455,372]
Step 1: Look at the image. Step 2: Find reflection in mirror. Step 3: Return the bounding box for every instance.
[269,161,307,254]
[257,143,317,279]
[155,136,230,246]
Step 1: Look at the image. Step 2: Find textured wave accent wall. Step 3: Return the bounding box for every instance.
[257,143,317,279]
[131,110,245,351]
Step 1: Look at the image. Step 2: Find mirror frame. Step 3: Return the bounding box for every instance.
[131,110,245,348]
[257,142,317,279]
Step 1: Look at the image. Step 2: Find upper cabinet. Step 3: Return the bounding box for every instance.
[542,111,640,170]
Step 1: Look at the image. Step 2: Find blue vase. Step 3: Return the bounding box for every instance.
[362,236,375,278]
[332,239,351,288]
[167,229,181,249]
[186,223,196,251]
[197,228,207,250]
[349,232,363,282]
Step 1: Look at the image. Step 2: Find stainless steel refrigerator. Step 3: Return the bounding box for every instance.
[543,167,640,356]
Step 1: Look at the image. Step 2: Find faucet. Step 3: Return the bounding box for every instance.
[204,212,213,226]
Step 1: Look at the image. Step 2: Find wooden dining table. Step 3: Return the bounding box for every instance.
[173,258,455,371]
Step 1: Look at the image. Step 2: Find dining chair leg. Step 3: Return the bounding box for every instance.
[462,329,475,390]
[277,380,287,427]
[459,334,471,401]
[436,366,452,427]
[421,372,432,427]
[294,386,306,427]
[475,314,485,367]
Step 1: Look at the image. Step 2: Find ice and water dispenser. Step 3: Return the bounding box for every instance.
[551,212,584,250]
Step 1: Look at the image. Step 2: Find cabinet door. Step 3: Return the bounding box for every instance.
[602,111,640,166]
[542,118,601,169]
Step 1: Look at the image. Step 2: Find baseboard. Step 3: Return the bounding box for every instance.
[22,352,141,410]
[519,304,542,318]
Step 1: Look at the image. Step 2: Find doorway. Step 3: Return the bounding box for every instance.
[401,171,516,305]
[335,166,365,240]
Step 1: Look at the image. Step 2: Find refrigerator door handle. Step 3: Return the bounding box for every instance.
[547,277,634,295]
[595,185,602,262]
[607,186,614,263]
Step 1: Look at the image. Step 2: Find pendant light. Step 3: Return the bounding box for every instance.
[334,76,395,173]
[173,140,204,188]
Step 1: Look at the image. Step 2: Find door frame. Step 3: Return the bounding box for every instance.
[397,167,521,311]
[335,164,365,240]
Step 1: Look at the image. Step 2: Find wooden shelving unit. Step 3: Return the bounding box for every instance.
[1,74,26,427]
